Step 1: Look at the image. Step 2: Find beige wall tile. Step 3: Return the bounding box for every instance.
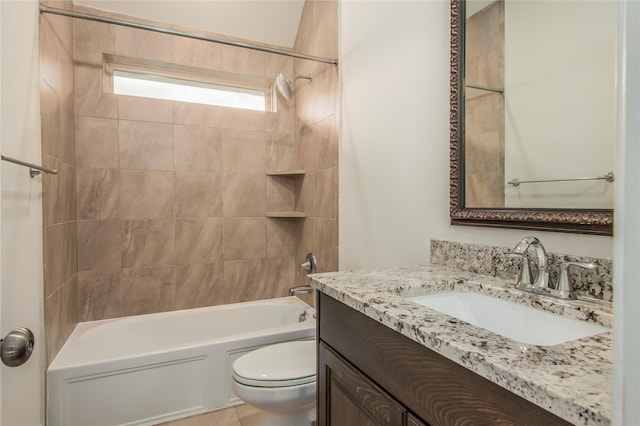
[45,279,77,366]
[119,120,174,171]
[222,174,266,217]
[222,130,267,174]
[44,287,63,365]
[222,108,266,131]
[314,67,338,125]
[118,96,173,123]
[266,110,295,134]
[59,46,75,108]
[175,173,223,218]
[115,25,173,63]
[174,125,222,172]
[173,102,223,127]
[223,218,267,260]
[295,118,315,171]
[171,36,222,70]
[77,271,121,321]
[75,63,118,119]
[44,156,77,225]
[40,17,60,95]
[295,173,315,215]
[76,116,119,168]
[119,171,175,219]
[218,45,265,77]
[60,102,77,166]
[120,266,175,316]
[77,168,120,220]
[264,256,296,299]
[175,218,223,264]
[267,219,297,258]
[266,132,295,172]
[222,259,266,303]
[265,55,293,82]
[175,263,224,309]
[266,176,296,212]
[78,220,121,271]
[41,81,61,159]
[74,20,115,66]
[315,116,338,170]
[313,219,338,273]
[121,219,176,268]
[294,79,314,129]
[313,167,337,219]
[44,222,78,298]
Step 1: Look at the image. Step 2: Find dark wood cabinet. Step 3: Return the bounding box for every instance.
[316,292,571,426]
[319,342,408,426]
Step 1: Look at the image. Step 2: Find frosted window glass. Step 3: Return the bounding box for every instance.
[114,70,266,111]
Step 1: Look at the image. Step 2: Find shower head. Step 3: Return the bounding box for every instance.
[275,72,312,100]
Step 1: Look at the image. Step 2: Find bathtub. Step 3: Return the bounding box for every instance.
[47,296,316,426]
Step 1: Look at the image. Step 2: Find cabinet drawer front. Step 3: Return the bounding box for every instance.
[319,342,406,426]
[318,293,571,426]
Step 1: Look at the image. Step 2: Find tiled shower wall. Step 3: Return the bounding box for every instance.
[73,14,298,315]
[293,0,339,286]
[40,2,338,364]
[40,0,79,365]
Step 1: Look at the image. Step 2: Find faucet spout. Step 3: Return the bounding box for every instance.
[510,236,551,291]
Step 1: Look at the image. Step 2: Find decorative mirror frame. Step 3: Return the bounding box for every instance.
[449,0,613,236]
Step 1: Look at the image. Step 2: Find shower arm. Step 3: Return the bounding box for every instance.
[291,75,312,83]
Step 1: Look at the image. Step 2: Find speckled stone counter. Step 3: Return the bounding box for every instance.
[309,265,612,426]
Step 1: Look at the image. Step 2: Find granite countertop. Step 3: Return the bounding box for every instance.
[309,265,613,426]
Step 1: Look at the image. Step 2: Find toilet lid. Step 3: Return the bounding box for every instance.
[232,340,316,388]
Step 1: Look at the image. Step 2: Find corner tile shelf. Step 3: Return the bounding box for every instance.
[266,211,306,218]
[266,170,306,177]
[266,170,306,219]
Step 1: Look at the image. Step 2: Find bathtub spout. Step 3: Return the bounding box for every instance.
[288,285,313,296]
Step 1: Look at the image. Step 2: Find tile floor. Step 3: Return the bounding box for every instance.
[157,404,261,426]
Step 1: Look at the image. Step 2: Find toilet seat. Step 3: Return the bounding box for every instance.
[232,340,316,388]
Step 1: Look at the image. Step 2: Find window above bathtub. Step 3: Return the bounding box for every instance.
[104,54,275,112]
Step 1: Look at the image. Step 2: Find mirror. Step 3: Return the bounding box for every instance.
[450,0,615,235]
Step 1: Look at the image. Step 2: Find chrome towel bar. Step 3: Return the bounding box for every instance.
[1,155,59,178]
[507,171,614,187]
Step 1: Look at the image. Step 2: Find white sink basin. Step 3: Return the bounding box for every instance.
[408,292,609,346]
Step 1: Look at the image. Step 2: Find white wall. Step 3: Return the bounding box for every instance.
[339,0,613,272]
[340,1,634,424]
[504,1,616,209]
[0,0,45,424]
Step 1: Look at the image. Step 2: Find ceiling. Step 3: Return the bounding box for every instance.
[73,0,305,48]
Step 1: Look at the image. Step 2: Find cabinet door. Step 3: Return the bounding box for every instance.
[407,413,428,426]
[318,342,406,426]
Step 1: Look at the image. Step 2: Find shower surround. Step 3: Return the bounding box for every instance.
[41,0,338,364]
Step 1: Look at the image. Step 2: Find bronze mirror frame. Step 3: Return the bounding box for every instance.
[449,0,613,236]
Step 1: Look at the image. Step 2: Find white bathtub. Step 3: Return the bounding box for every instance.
[47,296,316,426]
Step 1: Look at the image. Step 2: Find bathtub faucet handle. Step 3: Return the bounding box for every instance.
[298,253,317,275]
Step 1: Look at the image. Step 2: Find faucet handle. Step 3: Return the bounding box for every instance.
[554,262,597,300]
[508,253,534,289]
[298,252,317,275]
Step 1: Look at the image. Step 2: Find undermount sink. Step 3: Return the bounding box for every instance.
[408,292,609,346]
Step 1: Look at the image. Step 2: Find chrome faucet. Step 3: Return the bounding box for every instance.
[509,236,551,292]
[509,237,597,300]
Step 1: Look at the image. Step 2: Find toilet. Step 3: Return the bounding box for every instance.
[231,340,316,426]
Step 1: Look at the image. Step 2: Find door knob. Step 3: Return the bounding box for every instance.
[1,327,34,367]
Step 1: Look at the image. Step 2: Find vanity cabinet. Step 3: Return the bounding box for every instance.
[319,342,418,426]
[316,292,571,426]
